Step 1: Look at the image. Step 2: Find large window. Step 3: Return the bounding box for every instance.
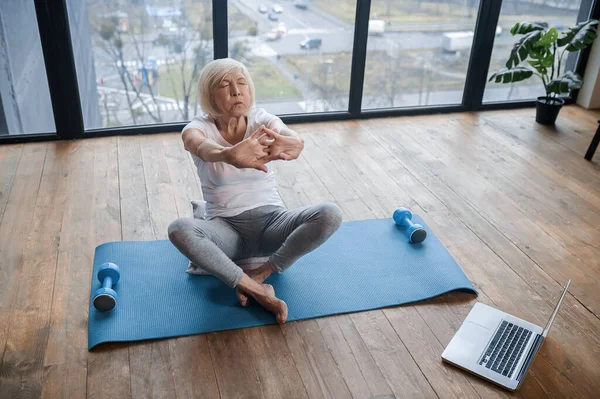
[69,0,213,129]
[362,0,481,109]
[484,0,584,103]
[0,0,55,136]
[0,0,596,142]
[229,0,357,114]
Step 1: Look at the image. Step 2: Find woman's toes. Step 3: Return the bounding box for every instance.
[236,288,249,307]
[276,301,288,324]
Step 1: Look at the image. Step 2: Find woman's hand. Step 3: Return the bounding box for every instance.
[224,125,271,172]
[262,127,304,161]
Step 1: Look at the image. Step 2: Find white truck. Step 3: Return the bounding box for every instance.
[368,20,385,36]
[442,31,474,53]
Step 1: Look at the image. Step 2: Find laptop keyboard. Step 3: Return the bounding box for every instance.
[479,320,533,377]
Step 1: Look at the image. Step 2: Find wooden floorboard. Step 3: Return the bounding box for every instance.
[1,105,599,398]
[0,143,47,396]
[42,141,96,398]
[362,115,600,316]
[408,116,600,301]
[86,137,130,399]
[162,135,221,399]
[0,144,23,225]
[1,143,64,398]
[121,135,178,398]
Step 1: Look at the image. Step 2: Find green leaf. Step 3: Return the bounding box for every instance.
[546,71,583,94]
[541,51,554,68]
[557,19,598,50]
[527,60,547,75]
[489,67,534,84]
[530,46,545,59]
[506,30,543,69]
[510,21,548,35]
[536,27,558,48]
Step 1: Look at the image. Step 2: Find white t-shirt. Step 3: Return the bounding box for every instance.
[182,107,286,219]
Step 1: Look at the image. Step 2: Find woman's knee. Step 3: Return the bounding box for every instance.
[168,218,197,244]
[316,202,343,233]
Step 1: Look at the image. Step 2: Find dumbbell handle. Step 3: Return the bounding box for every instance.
[102,276,113,290]
[400,217,417,229]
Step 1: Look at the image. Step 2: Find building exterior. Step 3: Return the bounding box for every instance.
[0,0,101,135]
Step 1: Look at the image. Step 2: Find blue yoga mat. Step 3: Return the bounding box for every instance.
[88,216,477,349]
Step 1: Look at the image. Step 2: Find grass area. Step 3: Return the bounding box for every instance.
[88,3,146,34]
[184,1,213,37]
[229,4,256,32]
[184,2,254,33]
[282,54,351,95]
[313,0,478,26]
[158,57,300,102]
[282,50,471,98]
[158,63,198,103]
[248,58,301,100]
[313,0,578,32]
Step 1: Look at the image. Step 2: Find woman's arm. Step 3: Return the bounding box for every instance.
[182,127,272,172]
[182,128,230,163]
[267,118,302,140]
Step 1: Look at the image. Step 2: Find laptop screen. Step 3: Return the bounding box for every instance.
[542,280,571,337]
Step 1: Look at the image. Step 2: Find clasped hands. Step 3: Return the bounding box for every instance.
[225,125,303,173]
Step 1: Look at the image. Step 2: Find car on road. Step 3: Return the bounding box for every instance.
[258,4,268,13]
[272,4,283,13]
[294,0,308,9]
[265,23,287,41]
[277,22,287,34]
[300,37,322,49]
[265,29,283,41]
[267,11,279,21]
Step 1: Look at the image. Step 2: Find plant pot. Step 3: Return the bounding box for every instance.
[535,96,565,125]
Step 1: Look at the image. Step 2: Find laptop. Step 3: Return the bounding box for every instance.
[441,280,570,391]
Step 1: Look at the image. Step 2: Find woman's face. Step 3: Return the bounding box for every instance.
[212,71,250,117]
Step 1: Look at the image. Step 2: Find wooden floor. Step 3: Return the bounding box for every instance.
[1,106,599,398]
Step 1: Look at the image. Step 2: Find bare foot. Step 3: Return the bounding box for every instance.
[236,288,250,307]
[237,273,287,323]
[236,262,275,307]
[237,280,288,324]
[252,284,288,324]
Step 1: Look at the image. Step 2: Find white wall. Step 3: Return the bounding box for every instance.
[577,37,600,109]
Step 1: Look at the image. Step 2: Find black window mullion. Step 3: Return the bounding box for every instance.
[0,94,8,135]
[570,0,599,89]
[577,0,598,23]
[348,0,371,116]
[212,0,228,59]
[462,0,503,111]
[34,0,84,139]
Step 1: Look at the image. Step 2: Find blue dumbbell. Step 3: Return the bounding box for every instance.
[93,262,120,311]
[393,208,427,244]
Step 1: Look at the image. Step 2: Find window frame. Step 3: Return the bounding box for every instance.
[0,0,597,144]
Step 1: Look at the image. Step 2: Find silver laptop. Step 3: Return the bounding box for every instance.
[441,280,570,391]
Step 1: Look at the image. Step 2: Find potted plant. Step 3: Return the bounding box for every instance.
[489,19,598,125]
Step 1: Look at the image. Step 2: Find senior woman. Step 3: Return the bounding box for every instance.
[168,58,342,324]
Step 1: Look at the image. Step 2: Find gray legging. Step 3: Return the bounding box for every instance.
[167,203,343,288]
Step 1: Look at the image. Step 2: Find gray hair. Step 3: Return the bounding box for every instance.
[197,58,255,119]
